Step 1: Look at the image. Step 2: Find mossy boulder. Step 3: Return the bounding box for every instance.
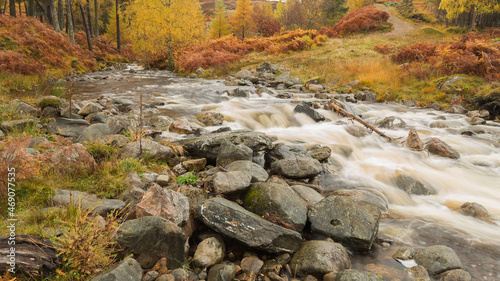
[473,86,500,119]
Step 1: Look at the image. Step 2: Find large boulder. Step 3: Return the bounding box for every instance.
[330,189,388,214]
[52,190,125,216]
[170,119,200,134]
[48,118,90,138]
[265,144,309,164]
[308,196,381,250]
[78,102,103,116]
[336,269,384,281]
[76,123,111,143]
[196,112,224,126]
[225,160,269,182]
[119,140,173,161]
[393,174,437,196]
[135,183,190,226]
[243,182,308,231]
[216,140,253,167]
[256,62,279,74]
[235,69,253,80]
[212,171,252,195]
[115,216,187,269]
[196,197,302,253]
[291,185,324,206]
[425,138,460,159]
[289,240,350,277]
[11,100,38,117]
[90,258,142,281]
[193,237,225,269]
[414,245,463,276]
[271,157,322,179]
[293,103,325,122]
[175,130,273,163]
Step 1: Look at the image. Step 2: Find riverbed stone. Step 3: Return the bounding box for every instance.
[145,116,172,131]
[406,265,430,281]
[175,130,273,163]
[465,117,486,125]
[330,189,389,214]
[344,125,370,138]
[52,189,125,216]
[243,182,308,231]
[335,269,383,281]
[226,160,269,182]
[216,140,253,167]
[235,69,253,80]
[41,106,60,119]
[169,268,199,281]
[276,72,291,83]
[85,112,107,124]
[414,245,463,276]
[207,262,237,281]
[308,196,381,250]
[48,118,90,138]
[170,119,200,134]
[97,134,130,148]
[135,183,189,226]
[394,174,437,196]
[293,103,325,122]
[240,256,264,274]
[106,116,133,134]
[256,62,279,73]
[271,157,322,179]
[12,100,39,117]
[266,144,309,164]
[77,123,111,143]
[193,237,225,269]
[291,185,324,206]
[376,116,407,129]
[90,257,142,281]
[196,197,302,253]
[289,240,350,277]
[1,119,38,133]
[78,102,103,116]
[119,140,173,161]
[307,145,332,162]
[460,202,491,222]
[436,269,471,281]
[212,171,252,195]
[196,112,224,126]
[425,138,460,159]
[406,129,424,150]
[115,216,186,269]
[112,98,134,105]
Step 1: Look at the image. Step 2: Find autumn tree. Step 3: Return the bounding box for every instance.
[275,0,305,29]
[231,0,253,39]
[252,3,280,37]
[439,0,500,29]
[210,0,231,38]
[127,0,205,68]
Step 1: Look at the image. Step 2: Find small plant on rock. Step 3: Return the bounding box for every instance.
[176,171,199,185]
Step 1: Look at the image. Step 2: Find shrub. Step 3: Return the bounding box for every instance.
[374,43,397,54]
[177,171,199,185]
[39,98,62,109]
[86,143,118,163]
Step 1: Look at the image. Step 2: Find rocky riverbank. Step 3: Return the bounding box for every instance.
[1,63,500,280]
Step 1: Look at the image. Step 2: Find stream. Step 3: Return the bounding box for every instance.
[71,64,500,280]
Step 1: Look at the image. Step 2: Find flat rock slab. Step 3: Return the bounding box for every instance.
[90,258,142,281]
[119,140,173,161]
[196,197,302,254]
[1,119,38,133]
[308,196,381,250]
[52,189,125,216]
[48,118,90,138]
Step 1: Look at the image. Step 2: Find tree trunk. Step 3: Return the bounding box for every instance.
[79,3,93,52]
[94,0,98,39]
[66,0,74,44]
[33,0,48,22]
[50,0,61,32]
[167,40,174,70]
[9,0,16,17]
[116,0,121,52]
[86,0,93,37]
[18,0,21,16]
[470,5,477,30]
[2,0,7,14]
[58,0,64,30]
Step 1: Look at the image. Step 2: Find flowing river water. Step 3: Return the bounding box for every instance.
[72,65,500,280]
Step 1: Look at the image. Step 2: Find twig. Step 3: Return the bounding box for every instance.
[139,93,143,155]
[329,101,393,142]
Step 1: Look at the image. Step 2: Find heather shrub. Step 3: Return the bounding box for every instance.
[374,43,397,54]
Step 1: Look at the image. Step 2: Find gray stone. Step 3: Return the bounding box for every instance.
[276,72,291,83]
[195,67,205,76]
[266,144,309,164]
[52,189,125,216]
[156,174,171,186]
[196,197,302,253]
[466,117,486,125]
[460,202,491,221]
[438,76,465,91]
[331,189,388,214]
[290,240,350,277]
[308,196,381,250]
[97,134,130,148]
[12,100,38,117]
[335,269,383,281]
[430,121,463,128]
[48,118,90,138]
[448,105,467,114]
[77,123,111,143]
[156,274,175,281]
[112,98,134,105]
[466,110,489,119]
[207,262,236,281]
[115,216,186,269]
[142,271,159,281]
[428,103,441,111]
[169,268,199,281]
[394,174,437,196]
[196,112,224,126]
[235,69,253,80]
[0,130,4,139]
[1,119,38,133]
[308,84,324,91]
[170,118,200,134]
[41,107,60,119]
[61,107,84,119]
[24,148,37,155]
[307,145,331,162]
[145,116,173,131]
[90,258,142,281]
[414,245,463,275]
[216,140,253,167]
[344,125,370,138]
[119,140,173,161]
[406,265,430,281]
[240,256,264,274]
[193,237,225,269]
[271,157,322,179]
[85,112,108,124]
[225,160,269,182]
[329,99,361,118]
[243,182,308,231]
[355,91,377,103]
[291,185,324,206]
[406,129,424,150]
[140,172,159,182]
[28,137,50,148]
[294,103,325,122]
[78,102,103,116]
[105,117,133,134]
[256,62,279,74]
[436,269,471,281]
[425,138,460,159]
[376,116,407,129]
[212,171,252,195]
[226,88,250,98]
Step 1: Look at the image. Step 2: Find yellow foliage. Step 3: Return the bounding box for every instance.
[231,0,254,39]
[210,0,232,38]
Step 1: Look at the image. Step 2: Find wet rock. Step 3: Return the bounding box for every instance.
[175,130,273,163]
[344,125,370,138]
[448,105,467,114]
[112,98,134,105]
[307,145,331,161]
[436,269,471,281]
[376,116,407,129]
[266,144,309,164]
[271,157,322,179]
[465,117,485,125]
[406,265,430,281]
[216,140,253,167]
[119,140,173,161]
[256,62,279,73]
[106,117,133,134]
[146,116,173,131]
[294,103,325,122]
[196,112,224,126]
[183,158,207,171]
[240,256,264,274]
[291,185,324,206]
[355,91,377,103]
[425,138,460,159]
[90,257,142,281]
[308,196,381,250]
[227,88,250,98]
[78,102,103,116]
[394,174,437,196]
[466,110,489,119]
[170,119,200,134]
[235,69,253,80]
[329,100,361,118]
[277,92,292,99]
[193,237,225,269]
[414,245,463,275]
[1,119,38,133]
[52,190,125,216]
[196,197,302,253]
[430,120,463,128]
[12,100,39,117]
[335,269,383,281]
[331,189,388,214]
[226,160,269,182]
[97,134,130,148]
[243,182,308,231]
[207,262,237,281]
[136,183,189,226]
[406,129,424,150]
[77,123,111,143]
[115,216,186,269]
[330,145,353,158]
[428,103,441,111]
[212,171,252,195]
[41,106,60,119]
[48,118,90,138]
[460,202,491,221]
[85,112,107,124]
[290,240,350,277]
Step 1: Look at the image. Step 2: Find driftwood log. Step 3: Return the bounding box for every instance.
[329,100,394,142]
[0,235,60,277]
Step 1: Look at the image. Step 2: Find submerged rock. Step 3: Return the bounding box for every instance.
[393,174,437,196]
[289,240,350,277]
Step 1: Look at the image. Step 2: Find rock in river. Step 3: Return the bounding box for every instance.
[414,245,463,276]
[271,157,322,179]
[425,138,460,159]
[289,240,350,277]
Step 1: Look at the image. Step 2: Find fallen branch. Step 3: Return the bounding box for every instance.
[329,101,393,142]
